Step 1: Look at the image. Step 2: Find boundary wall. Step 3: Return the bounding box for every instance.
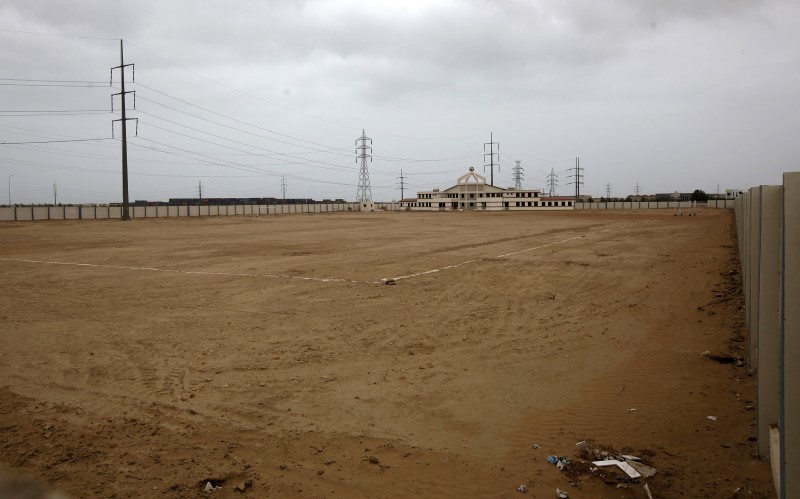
[575,200,735,210]
[0,202,401,222]
[735,173,799,499]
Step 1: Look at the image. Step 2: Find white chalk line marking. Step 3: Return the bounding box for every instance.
[0,258,372,285]
[390,227,616,282]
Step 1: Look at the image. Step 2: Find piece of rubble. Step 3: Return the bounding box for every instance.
[627,460,657,478]
[592,460,641,479]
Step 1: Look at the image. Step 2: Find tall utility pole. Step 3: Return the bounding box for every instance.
[7,175,13,205]
[355,129,373,202]
[512,160,524,190]
[483,132,499,186]
[547,168,558,197]
[397,169,407,200]
[53,181,57,205]
[197,180,203,204]
[111,39,136,221]
[281,175,287,200]
[566,156,584,201]
[605,183,612,199]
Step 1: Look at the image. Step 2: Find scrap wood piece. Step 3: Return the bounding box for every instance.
[592,459,642,479]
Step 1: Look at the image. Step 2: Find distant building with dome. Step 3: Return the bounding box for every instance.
[398,167,575,211]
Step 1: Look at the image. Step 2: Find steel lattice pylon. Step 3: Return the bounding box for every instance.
[355,129,373,202]
[512,160,524,190]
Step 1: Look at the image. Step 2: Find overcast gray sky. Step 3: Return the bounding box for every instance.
[1,0,798,203]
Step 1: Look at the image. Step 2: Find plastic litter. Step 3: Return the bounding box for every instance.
[556,488,568,498]
[517,484,527,493]
[204,482,220,492]
[531,443,541,449]
[592,459,641,479]
[644,483,654,499]
[627,460,657,478]
[547,455,570,470]
[707,415,718,421]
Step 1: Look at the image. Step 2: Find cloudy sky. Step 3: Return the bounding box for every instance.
[1,0,798,203]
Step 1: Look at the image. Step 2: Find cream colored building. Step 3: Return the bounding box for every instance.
[399,167,574,211]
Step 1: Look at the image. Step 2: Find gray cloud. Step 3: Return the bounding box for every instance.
[0,0,797,203]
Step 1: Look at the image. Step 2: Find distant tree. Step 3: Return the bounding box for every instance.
[587,196,594,202]
[691,189,709,202]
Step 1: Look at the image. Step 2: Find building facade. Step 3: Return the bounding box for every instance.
[399,167,574,211]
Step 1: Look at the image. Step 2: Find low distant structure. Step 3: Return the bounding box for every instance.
[399,167,574,211]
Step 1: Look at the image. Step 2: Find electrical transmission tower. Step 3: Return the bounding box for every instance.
[512,160,524,190]
[397,169,407,200]
[566,156,584,201]
[483,132,499,186]
[605,183,612,199]
[281,175,287,200]
[547,168,558,197]
[634,181,641,196]
[110,39,137,221]
[355,129,373,202]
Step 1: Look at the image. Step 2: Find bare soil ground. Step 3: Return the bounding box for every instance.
[0,209,774,498]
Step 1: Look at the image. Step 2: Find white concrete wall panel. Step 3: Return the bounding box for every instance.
[15,207,33,221]
[749,187,762,370]
[48,207,64,220]
[781,172,800,499]
[65,206,81,219]
[757,185,783,459]
[32,207,49,220]
[80,207,95,220]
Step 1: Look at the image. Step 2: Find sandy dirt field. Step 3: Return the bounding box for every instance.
[0,209,774,498]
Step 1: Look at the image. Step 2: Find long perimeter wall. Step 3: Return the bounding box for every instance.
[0,203,400,222]
[575,199,735,210]
[735,172,799,499]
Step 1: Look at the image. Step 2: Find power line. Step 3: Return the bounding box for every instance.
[0,111,109,117]
[0,27,118,41]
[0,138,112,145]
[0,82,108,87]
[134,82,479,164]
[0,77,110,84]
